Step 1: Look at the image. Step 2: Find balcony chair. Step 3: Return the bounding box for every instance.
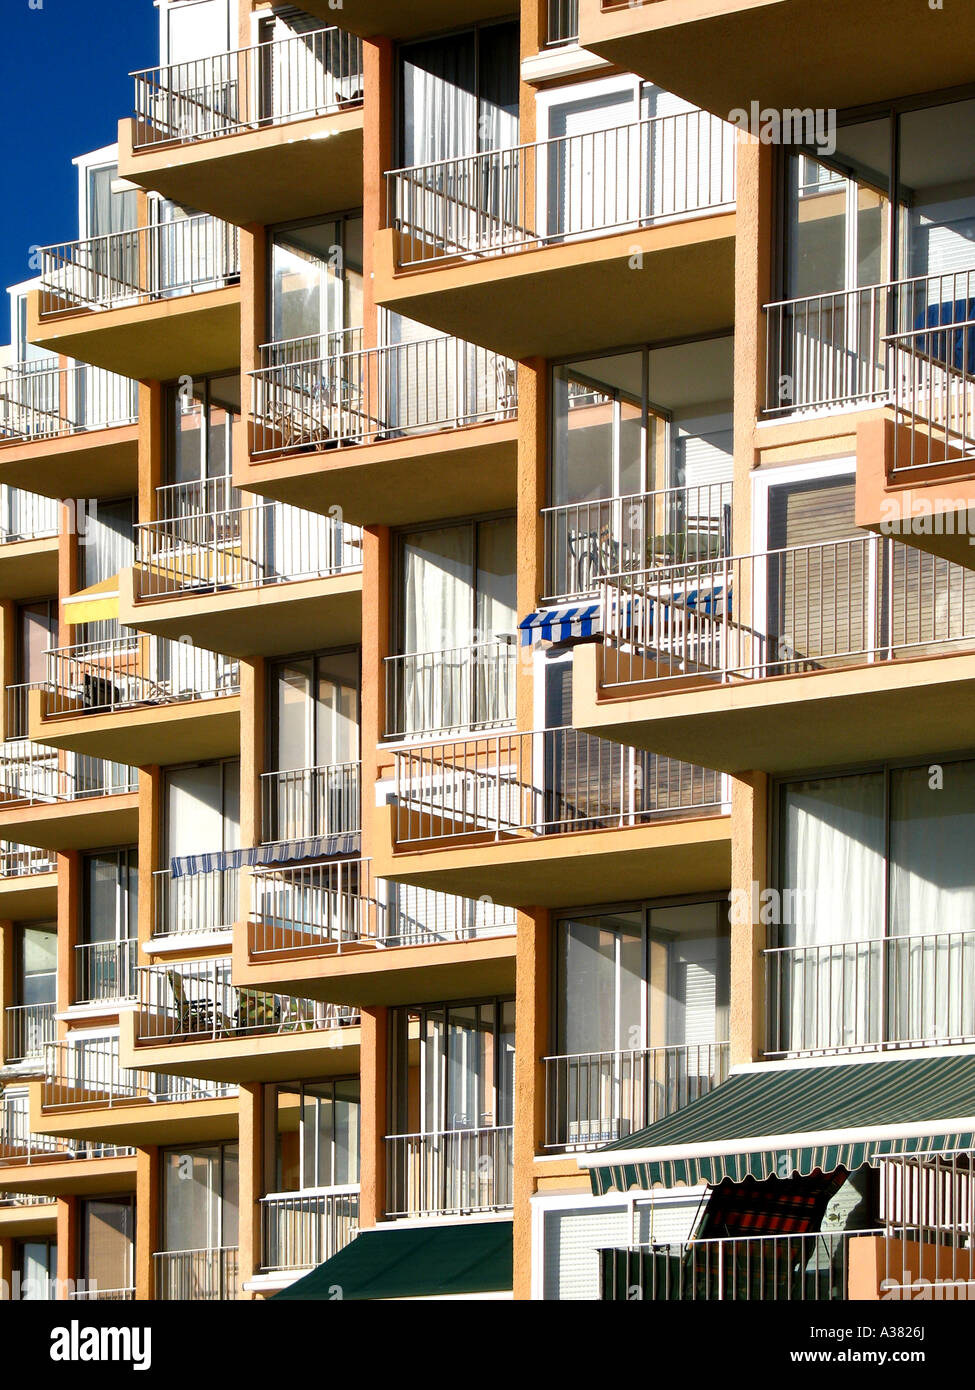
[166,969,230,1038]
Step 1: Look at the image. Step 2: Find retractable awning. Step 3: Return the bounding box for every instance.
[580,1055,975,1195]
[519,603,600,648]
[62,574,120,625]
[169,836,360,877]
[272,1220,513,1301]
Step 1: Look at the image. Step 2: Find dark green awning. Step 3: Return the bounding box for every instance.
[583,1056,975,1196]
[272,1220,513,1301]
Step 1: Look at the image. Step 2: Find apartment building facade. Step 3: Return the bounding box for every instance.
[0,0,972,1303]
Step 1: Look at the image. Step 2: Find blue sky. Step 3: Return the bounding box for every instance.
[0,0,158,344]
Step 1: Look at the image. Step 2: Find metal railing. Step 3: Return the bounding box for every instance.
[386,107,737,267]
[5,681,45,740]
[765,929,975,1057]
[45,633,240,716]
[70,1288,136,1301]
[152,866,240,939]
[385,1126,514,1218]
[392,728,726,844]
[74,939,138,1006]
[0,747,136,807]
[878,1149,975,1297]
[250,332,517,457]
[888,303,975,473]
[261,761,361,843]
[385,638,517,738]
[136,502,362,599]
[154,476,240,523]
[42,1038,236,1111]
[543,482,733,602]
[764,266,975,421]
[0,842,56,878]
[601,1230,883,1301]
[249,856,374,956]
[133,26,362,148]
[0,1092,135,1166]
[600,535,975,689]
[0,361,137,444]
[544,1043,730,1149]
[547,0,579,44]
[0,487,59,543]
[5,1003,56,1063]
[38,215,240,316]
[383,883,517,947]
[153,1247,238,1301]
[136,956,355,1042]
[260,1187,359,1272]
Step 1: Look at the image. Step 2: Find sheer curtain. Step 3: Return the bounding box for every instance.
[779,774,885,1051]
[889,760,975,1044]
[401,526,473,734]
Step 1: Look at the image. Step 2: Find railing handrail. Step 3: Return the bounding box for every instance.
[385,107,727,183]
[764,265,975,316]
[130,23,351,81]
[260,758,361,784]
[543,1040,730,1064]
[37,212,228,259]
[622,1229,886,1253]
[385,635,516,665]
[763,928,975,956]
[260,1183,360,1203]
[385,1123,514,1142]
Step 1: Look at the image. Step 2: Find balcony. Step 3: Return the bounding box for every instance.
[0,488,58,599]
[260,1187,359,1274]
[385,639,517,739]
[576,0,975,118]
[386,1126,512,1219]
[0,362,138,497]
[154,1247,238,1301]
[238,860,518,1007]
[122,955,359,1085]
[74,939,138,1007]
[375,728,730,907]
[34,1038,237,1147]
[0,1093,137,1198]
[765,930,975,1059]
[0,746,138,853]
[245,332,518,525]
[543,482,733,604]
[376,109,737,359]
[298,0,513,39]
[261,761,360,844]
[121,27,363,226]
[28,216,240,379]
[35,634,241,766]
[0,843,57,921]
[543,1042,730,1151]
[577,537,975,774]
[600,1230,882,1302]
[4,1003,56,1066]
[767,270,975,566]
[152,865,240,943]
[121,503,363,658]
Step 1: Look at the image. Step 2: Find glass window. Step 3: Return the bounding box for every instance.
[17,600,57,688]
[164,760,240,860]
[166,374,240,506]
[297,1079,361,1188]
[18,923,57,1006]
[14,1239,54,1300]
[393,998,515,1136]
[271,651,360,772]
[162,1142,238,1252]
[897,99,975,279]
[270,215,363,348]
[80,1198,134,1295]
[83,848,138,945]
[399,23,519,167]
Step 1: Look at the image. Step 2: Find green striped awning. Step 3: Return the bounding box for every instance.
[583,1055,975,1196]
[272,1220,512,1301]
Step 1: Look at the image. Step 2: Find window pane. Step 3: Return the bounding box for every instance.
[898,99,975,279]
[557,912,644,1054]
[401,525,474,653]
[475,518,516,641]
[276,661,312,770]
[889,760,975,936]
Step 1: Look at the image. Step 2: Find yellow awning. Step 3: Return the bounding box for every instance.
[62,574,120,625]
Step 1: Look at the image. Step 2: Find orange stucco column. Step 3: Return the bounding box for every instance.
[362,38,393,352]
[240,658,265,848]
[55,852,79,1021]
[361,525,390,863]
[0,601,16,742]
[137,768,160,951]
[730,771,768,1066]
[359,1006,388,1229]
[513,906,551,1301]
[135,1146,158,1302]
[138,380,164,524]
[731,133,772,555]
[55,1196,76,1298]
[237,1082,263,1298]
[516,359,547,730]
[0,918,12,1067]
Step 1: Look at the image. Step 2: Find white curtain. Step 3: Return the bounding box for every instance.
[401,526,473,734]
[888,761,975,1044]
[779,774,886,1051]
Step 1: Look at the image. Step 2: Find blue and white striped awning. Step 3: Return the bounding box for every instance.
[170,834,360,878]
[519,603,601,649]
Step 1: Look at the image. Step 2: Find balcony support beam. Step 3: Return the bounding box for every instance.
[359,1006,388,1231]
[135,1147,158,1303]
[731,772,768,1067]
[55,1195,76,1300]
[238,1083,263,1300]
[514,907,551,1301]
